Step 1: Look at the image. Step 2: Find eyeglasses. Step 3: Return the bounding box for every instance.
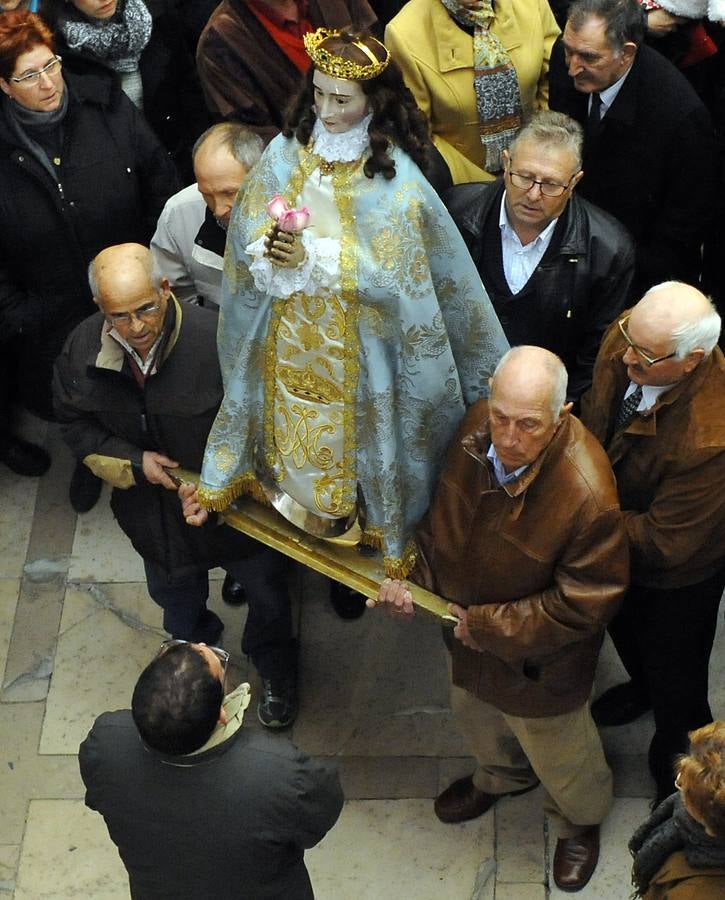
[617,315,678,366]
[11,55,62,86]
[156,639,230,686]
[507,169,579,198]
[108,301,162,327]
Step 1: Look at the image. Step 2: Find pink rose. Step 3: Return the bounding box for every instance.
[278,207,311,232]
[266,195,311,233]
[266,194,288,220]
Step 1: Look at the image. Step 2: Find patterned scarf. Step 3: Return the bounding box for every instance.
[629,793,725,897]
[439,0,522,173]
[59,0,152,74]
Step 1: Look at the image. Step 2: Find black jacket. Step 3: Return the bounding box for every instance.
[80,710,344,900]
[43,0,210,184]
[549,41,716,295]
[0,64,178,412]
[445,179,634,403]
[53,299,253,577]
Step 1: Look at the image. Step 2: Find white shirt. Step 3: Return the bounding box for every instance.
[499,196,558,295]
[588,65,632,120]
[151,184,224,307]
[487,442,529,486]
[623,380,677,412]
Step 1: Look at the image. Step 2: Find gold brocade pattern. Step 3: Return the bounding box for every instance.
[259,150,364,520]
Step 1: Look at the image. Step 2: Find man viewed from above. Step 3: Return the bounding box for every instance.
[80,639,343,900]
[372,345,629,892]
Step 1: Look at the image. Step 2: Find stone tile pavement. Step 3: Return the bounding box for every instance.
[1,420,723,898]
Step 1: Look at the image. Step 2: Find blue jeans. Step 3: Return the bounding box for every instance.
[144,547,294,680]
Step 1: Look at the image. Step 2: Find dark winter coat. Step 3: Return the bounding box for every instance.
[0,64,178,414]
[549,41,716,295]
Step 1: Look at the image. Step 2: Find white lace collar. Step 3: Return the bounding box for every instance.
[311,113,372,163]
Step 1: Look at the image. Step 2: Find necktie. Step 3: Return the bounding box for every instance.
[615,384,643,432]
[587,92,603,138]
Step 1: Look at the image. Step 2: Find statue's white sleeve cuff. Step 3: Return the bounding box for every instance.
[246,232,340,297]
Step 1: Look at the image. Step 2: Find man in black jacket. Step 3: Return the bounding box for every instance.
[53,243,299,729]
[446,111,634,405]
[549,0,716,296]
[80,640,343,900]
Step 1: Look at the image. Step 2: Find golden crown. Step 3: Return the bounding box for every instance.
[303,28,390,81]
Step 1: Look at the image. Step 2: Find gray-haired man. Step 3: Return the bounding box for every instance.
[151,122,263,309]
[446,110,634,405]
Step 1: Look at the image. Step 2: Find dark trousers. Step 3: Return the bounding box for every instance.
[144,548,294,680]
[608,570,724,798]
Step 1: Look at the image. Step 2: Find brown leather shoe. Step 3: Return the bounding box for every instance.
[434,775,538,824]
[553,825,600,892]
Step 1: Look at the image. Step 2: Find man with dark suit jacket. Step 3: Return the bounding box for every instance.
[80,640,343,900]
[549,0,716,296]
[445,110,634,406]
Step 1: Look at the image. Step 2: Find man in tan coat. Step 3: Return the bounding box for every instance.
[373,345,628,892]
[581,282,725,806]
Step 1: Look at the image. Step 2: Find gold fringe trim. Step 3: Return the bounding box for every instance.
[359,527,383,551]
[198,472,271,512]
[383,540,418,580]
[361,530,418,580]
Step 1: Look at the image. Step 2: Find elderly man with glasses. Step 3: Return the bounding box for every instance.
[54,243,300,729]
[79,639,343,900]
[581,281,725,806]
[446,110,634,407]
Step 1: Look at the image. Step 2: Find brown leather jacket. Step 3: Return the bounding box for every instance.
[412,401,628,718]
[581,317,725,589]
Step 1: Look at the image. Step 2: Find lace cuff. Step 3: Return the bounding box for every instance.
[246,232,340,297]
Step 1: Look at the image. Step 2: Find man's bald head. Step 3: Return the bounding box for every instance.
[89,243,162,304]
[89,244,170,362]
[491,346,569,418]
[622,282,721,387]
[489,347,572,473]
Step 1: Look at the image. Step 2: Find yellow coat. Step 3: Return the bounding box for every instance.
[385,0,559,184]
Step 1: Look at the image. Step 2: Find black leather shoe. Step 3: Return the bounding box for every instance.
[0,435,50,477]
[553,825,600,892]
[69,461,102,513]
[257,674,298,729]
[591,681,651,727]
[330,580,367,620]
[221,573,247,606]
[434,775,539,823]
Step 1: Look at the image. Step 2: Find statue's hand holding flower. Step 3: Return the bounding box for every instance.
[264,195,311,268]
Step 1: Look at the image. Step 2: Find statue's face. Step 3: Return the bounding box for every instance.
[313,70,368,134]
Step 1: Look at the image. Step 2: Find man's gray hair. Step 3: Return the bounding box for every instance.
[88,248,163,300]
[192,122,264,171]
[509,111,584,171]
[643,282,722,358]
[492,347,569,418]
[567,0,646,52]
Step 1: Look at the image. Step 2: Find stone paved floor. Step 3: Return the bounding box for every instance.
[1,418,724,899]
